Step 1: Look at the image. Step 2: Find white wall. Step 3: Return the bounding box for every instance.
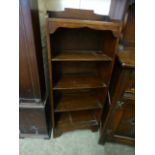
[39,0,111,15]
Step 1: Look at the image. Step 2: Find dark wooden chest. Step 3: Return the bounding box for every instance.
[99,47,135,145]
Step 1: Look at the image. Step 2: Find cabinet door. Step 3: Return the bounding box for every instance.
[107,97,135,144]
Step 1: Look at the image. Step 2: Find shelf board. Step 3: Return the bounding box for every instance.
[55,111,98,131]
[52,51,112,62]
[53,75,106,90]
[54,92,103,112]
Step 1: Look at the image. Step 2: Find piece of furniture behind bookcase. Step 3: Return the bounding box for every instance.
[19,0,51,138]
[99,1,135,146]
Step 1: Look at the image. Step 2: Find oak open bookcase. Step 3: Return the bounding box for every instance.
[46,9,122,138]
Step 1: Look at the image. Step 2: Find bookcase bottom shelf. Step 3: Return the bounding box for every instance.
[54,111,99,137]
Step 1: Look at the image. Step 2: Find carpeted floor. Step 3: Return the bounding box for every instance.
[19,130,135,155]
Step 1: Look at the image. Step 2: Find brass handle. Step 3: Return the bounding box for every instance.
[129,118,135,126]
[96,100,102,108]
[108,91,112,105]
[117,101,125,107]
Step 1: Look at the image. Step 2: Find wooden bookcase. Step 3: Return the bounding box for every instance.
[46,9,122,138]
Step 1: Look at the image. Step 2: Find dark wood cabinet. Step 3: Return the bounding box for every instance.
[19,0,45,102]
[99,2,135,146]
[46,9,122,138]
[19,0,51,138]
[99,48,135,145]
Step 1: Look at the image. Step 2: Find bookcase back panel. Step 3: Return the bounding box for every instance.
[53,61,99,75]
[52,61,111,86]
[53,88,107,105]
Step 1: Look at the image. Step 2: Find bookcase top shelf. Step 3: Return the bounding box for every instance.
[46,9,122,37]
[52,50,112,62]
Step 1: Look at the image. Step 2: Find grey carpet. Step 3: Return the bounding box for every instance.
[20,130,135,155]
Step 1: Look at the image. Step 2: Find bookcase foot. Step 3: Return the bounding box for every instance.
[91,126,98,132]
